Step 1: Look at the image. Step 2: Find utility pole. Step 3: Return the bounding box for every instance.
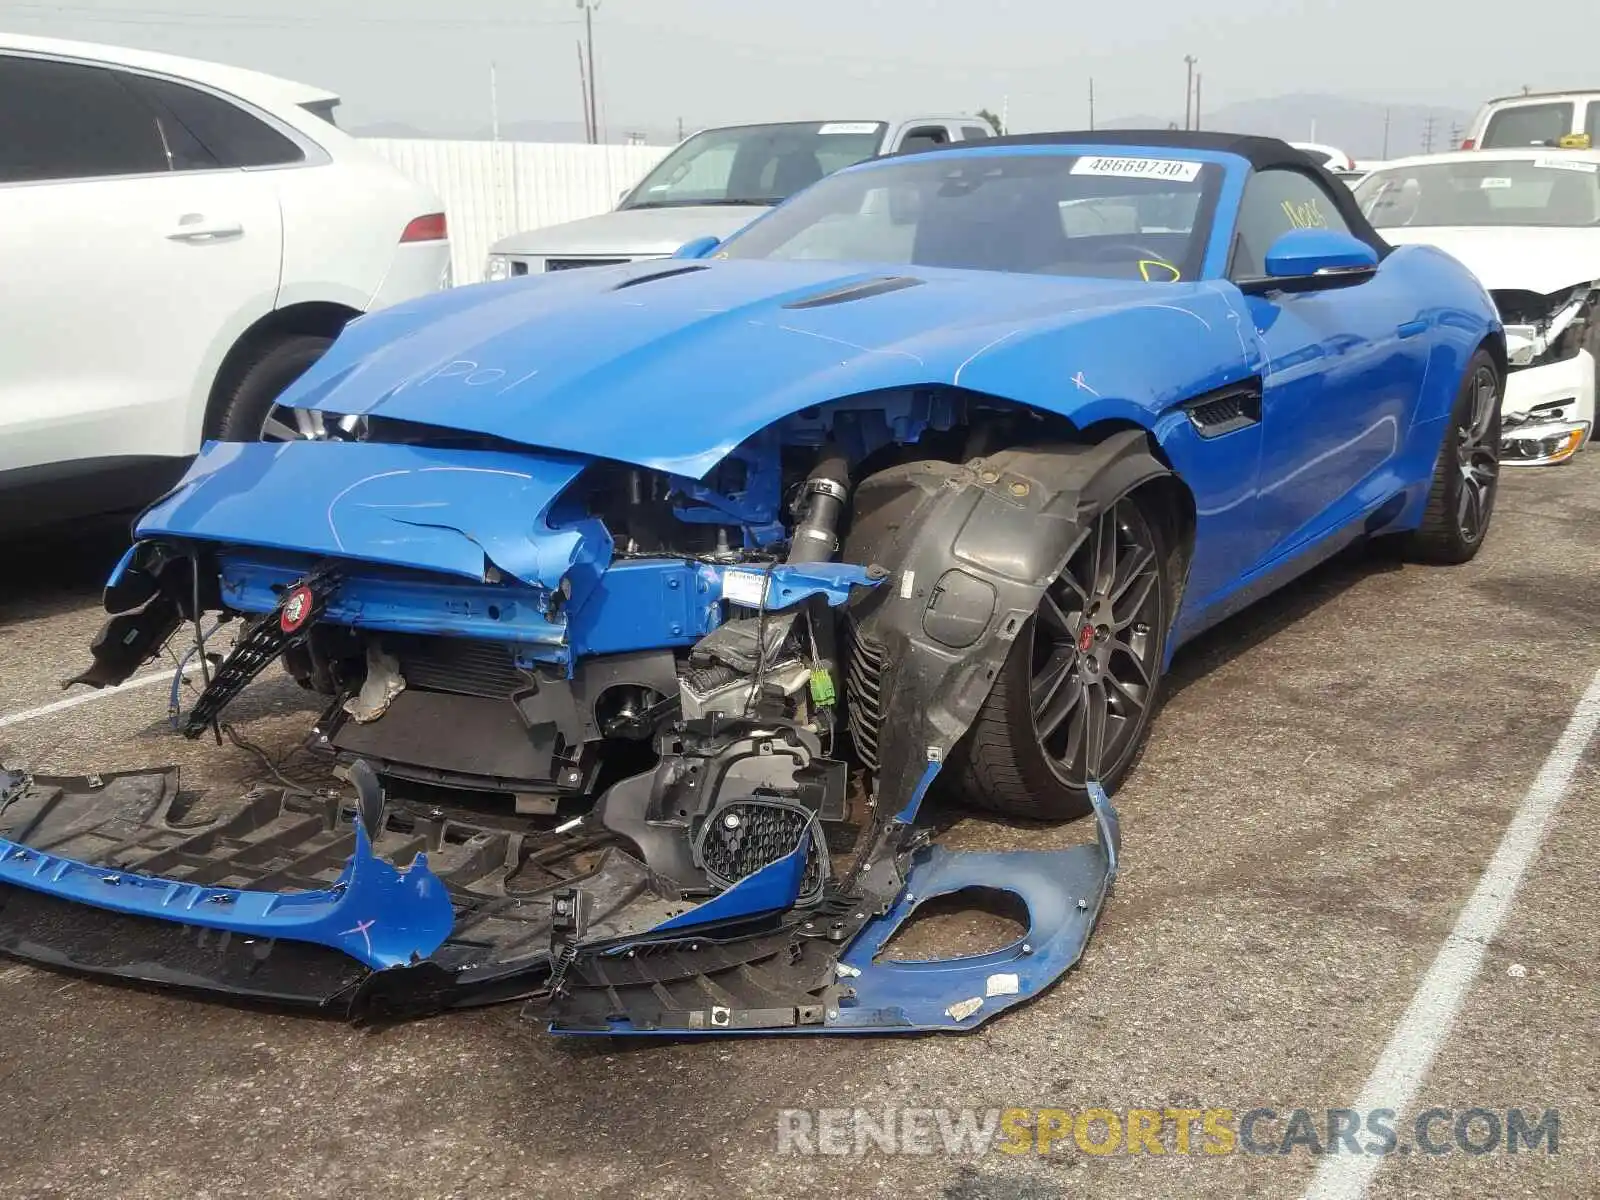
[1421,115,1436,154]
[1194,73,1202,131]
[1088,77,1095,130]
[576,40,592,142]
[1183,55,1197,130]
[489,60,500,143]
[577,0,602,145]
[677,116,685,141]
[1382,107,1391,159]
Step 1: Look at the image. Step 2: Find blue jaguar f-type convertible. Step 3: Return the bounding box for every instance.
[1,132,1503,1033]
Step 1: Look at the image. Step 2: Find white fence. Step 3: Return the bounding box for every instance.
[363,139,671,285]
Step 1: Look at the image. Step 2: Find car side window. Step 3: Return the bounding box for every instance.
[121,73,304,168]
[961,125,992,141]
[0,55,170,183]
[1231,167,1352,279]
[898,125,951,153]
[1482,102,1574,149]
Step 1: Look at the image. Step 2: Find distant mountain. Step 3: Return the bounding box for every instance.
[1099,93,1475,161]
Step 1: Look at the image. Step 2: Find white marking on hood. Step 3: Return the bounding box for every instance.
[1138,303,1213,330]
[775,323,925,365]
[325,467,533,551]
[952,329,1024,386]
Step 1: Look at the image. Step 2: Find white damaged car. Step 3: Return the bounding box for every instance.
[1355,149,1600,464]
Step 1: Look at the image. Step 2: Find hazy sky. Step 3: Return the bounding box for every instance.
[5,0,1596,133]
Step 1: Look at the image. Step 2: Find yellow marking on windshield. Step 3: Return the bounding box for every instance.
[1138,259,1182,282]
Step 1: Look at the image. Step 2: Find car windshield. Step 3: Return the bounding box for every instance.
[1355,157,1600,228]
[619,122,887,209]
[717,151,1222,281]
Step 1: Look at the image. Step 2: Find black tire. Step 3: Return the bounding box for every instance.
[210,334,333,442]
[1406,348,1501,564]
[951,490,1171,821]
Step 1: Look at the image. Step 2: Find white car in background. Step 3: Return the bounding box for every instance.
[1354,149,1600,465]
[0,34,451,532]
[485,116,998,278]
[1461,90,1600,150]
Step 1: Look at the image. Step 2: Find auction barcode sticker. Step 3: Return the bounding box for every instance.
[1070,156,1203,182]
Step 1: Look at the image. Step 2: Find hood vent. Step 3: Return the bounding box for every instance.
[612,264,711,290]
[783,275,925,309]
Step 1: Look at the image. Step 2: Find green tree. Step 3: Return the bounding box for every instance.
[976,107,1005,135]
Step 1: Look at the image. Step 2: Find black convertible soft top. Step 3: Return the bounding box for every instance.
[906,128,1389,256]
[943,129,1319,171]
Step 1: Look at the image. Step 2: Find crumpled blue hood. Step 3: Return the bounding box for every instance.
[283,259,1219,478]
[137,440,600,590]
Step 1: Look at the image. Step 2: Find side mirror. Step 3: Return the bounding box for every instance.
[1244,228,1378,294]
[672,235,722,259]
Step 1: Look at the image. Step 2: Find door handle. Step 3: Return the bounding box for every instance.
[166,215,243,242]
[1397,318,1430,339]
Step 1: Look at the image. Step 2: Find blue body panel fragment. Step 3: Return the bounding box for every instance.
[0,821,454,972]
[550,785,1121,1035]
[637,834,810,936]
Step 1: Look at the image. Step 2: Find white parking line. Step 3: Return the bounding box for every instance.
[1303,664,1600,1200]
[0,665,194,731]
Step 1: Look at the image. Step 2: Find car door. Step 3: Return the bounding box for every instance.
[1230,166,1430,568]
[0,53,282,483]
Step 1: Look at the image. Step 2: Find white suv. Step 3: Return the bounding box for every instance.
[1463,90,1600,150]
[0,35,452,532]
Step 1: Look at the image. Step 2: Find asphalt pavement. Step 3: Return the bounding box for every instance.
[0,460,1595,1200]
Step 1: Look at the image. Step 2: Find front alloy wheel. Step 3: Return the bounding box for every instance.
[955,492,1170,821]
[1407,348,1501,564]
[1029,499,1164,788]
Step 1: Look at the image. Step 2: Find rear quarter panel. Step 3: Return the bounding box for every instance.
[274,156,445,312]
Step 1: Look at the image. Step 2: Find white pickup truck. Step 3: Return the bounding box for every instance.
[484,115,998,279]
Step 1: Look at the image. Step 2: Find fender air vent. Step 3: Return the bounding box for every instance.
[783,275,925,309]
[1184,383,1262,439]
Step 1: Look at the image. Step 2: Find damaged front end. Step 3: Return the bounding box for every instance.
[6,432,1136,1032]
[1492,283,1599,465]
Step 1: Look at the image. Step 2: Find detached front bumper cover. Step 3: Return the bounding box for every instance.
[0,764,1120,1032]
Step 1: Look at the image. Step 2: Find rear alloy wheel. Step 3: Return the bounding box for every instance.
[953,493,1170,820]
[1407,349,1501,564]
[210,334,333,442]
